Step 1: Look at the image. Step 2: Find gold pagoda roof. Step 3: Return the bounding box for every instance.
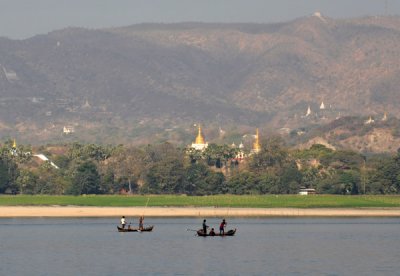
[252,128,261,152]
[194,125,205,144]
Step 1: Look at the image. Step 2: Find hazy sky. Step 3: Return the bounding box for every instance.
[1,0,399,39]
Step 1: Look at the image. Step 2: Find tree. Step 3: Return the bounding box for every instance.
[183,163,225,195]
[248,136,289,173]
[203,144,238,168]
[369,154,400,194]
[16,170,38,195]
[226,172,257,194]
[256,173,280,194]
[68,161,100,195]
[0,148,19,193]
[100,146,145,193]
[35,164,70,194]
[0,158,11,193]
[279,162,302,194]
[144,158,185,194]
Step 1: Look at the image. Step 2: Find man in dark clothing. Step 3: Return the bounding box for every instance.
[209,228,216,236]
[202,219,208,234]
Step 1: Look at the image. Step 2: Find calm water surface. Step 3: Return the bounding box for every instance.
[0,217,399,275]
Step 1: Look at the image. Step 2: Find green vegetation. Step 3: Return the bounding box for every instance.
[1,194,400,208]
[1,138,400,196]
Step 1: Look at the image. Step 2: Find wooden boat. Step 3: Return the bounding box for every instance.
[197,229,236,237]
[117,225,154,232]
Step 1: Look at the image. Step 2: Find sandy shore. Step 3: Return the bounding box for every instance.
[1,206,400,217]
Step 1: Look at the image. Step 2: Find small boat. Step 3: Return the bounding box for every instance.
[197,229,236,237]
[117,225,154,232]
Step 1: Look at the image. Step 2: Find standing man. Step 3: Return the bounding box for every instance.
[139,216,144,230]
[219,219,226,235]
[202,219,209,234]
[121,216,126,229]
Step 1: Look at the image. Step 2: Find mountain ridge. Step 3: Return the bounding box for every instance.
[1,16,400,150]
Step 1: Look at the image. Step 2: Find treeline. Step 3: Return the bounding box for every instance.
[1,138,400,195]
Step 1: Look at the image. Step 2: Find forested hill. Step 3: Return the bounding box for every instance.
[1,15,400,146]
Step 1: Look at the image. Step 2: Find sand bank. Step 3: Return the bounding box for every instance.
[1,206,400,217]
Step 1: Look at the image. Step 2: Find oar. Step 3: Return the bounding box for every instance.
[187,229,198,232]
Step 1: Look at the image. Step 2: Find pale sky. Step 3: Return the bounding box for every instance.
[0,0,399,39]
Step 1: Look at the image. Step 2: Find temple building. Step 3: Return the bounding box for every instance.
[191,125,208,151]
[237,142,245,160]
[251,128,261,154]
[364,116,374,125]
[10,139,17,156]
[231,141,245,161]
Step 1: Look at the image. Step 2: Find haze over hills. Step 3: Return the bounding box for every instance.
[1,14,400,151]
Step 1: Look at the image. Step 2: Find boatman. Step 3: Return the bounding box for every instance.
[121,216,126,229]
[139,216,144,230]
[219,219,226,235]
[202,219,209,234]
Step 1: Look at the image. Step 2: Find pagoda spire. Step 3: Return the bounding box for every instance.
[252,128,261,153]
[195,124,205,144]
[306,106,312,116]
[191,124,208,151]
[10,138,18,156]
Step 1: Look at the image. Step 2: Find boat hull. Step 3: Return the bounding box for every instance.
[197,229,236,236]
[117,225,154,232]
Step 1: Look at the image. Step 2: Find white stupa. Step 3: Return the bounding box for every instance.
[364,116,375,125]
[306,106,312,117]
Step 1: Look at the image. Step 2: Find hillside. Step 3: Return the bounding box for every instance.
[1,14,400,150]
[292,115,400,153]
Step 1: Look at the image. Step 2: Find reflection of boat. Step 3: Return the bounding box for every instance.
[117,225,154,232]
[197,229,236,237]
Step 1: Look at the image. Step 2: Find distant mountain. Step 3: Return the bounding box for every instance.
[1,15,400,149]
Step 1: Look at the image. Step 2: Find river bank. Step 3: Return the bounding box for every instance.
[1,206,400,217]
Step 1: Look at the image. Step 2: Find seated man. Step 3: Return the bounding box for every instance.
[209,228,216,236]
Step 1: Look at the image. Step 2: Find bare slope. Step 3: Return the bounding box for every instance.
[1,15,400,147]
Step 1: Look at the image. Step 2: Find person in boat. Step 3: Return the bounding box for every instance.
[219,219,226,235]
[209,228,216,236]
[120,216,126,229]
[202,219,209,234]
[139,216,144,230]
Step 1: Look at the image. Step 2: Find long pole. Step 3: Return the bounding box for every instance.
[143,197,150,216]
[363,159,366,195]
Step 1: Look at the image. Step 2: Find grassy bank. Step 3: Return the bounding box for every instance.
[1,195,400,208]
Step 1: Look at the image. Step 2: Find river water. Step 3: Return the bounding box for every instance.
[0,217,399,276]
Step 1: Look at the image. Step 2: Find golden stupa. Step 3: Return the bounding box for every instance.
[252,128,261,153]
[195,125,205,144]
[12,139,17,149]
[191,124,208,151]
